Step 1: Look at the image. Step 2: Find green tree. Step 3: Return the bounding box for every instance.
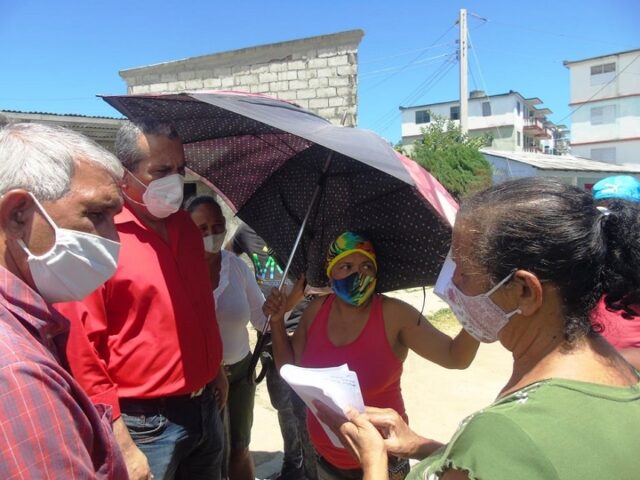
[408,114,493,200]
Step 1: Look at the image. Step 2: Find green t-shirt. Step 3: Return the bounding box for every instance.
[409,378,640,480]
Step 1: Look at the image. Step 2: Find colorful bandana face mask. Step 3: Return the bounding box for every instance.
[326,231,378,306]
[332,271,377,306]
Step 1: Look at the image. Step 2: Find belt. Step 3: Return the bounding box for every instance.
[120,384,210,414]
[190,386,206,398]
[316,456,362,479]
[317,455,409,480]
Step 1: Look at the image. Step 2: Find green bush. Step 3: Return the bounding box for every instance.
[408,114,493,200]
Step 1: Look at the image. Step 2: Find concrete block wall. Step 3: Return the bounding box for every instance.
[120,30,364,127]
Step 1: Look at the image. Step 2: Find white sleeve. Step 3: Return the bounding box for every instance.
[237,256,269,332]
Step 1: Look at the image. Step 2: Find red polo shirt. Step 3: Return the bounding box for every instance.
[56,204,222,418]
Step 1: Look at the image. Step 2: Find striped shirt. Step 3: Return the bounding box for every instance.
[0,266,127,479]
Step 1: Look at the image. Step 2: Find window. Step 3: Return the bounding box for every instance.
[590,62,616,86]
[590,147,616,162]
[591,62,616,75]
[590,105,617,125]
[517,131,521,146]
[450,106,460,120]
[516,101,521,116]
[482,102,492,117]
[415,110,430,124]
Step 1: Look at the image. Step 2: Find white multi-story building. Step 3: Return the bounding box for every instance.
[564,48,640,165]
[400,90,568,154]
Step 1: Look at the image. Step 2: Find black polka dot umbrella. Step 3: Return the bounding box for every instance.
[102,91,457,292]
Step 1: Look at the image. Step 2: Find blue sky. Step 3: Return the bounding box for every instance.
[1,0,638,143]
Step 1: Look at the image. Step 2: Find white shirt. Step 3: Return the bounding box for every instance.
[214,251,268,365]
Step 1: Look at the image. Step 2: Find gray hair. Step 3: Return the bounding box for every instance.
[115,119,180,171]
[0,123,124,201]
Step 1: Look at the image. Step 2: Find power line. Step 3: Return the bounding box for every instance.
[370,54,457,130]
[467,46,563,64]
[362,22,457,93]
[402,57,458,108]
[359,53,453,79]
[555,53,640,125]
[469,64,479,92]
[487,18,632,47]
[467,29,505,141]
[375,56,458,136]
[359,41,456,65]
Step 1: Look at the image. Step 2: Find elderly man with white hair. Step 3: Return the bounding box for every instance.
[0,122,127,479]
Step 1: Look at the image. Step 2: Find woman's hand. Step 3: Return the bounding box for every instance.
[315,403,387,471]
[263,287,289,321]
[364,407,430,459]
[212,365,229,411]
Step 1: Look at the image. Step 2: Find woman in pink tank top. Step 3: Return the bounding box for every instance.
[264,232,480,479]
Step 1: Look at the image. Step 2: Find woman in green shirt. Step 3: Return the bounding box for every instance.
[324,177,640,480]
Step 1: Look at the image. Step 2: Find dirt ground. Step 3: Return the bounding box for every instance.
[249,288,512,478]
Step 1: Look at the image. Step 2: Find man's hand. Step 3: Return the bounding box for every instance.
[212,365,229,411]
[113,417,152,480]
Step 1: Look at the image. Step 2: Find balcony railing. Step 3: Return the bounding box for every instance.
[524,117,551,138]
[523,146,543,153]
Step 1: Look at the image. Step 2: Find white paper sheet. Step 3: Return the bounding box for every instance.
[434,249,454,301]
[280,363,365,448]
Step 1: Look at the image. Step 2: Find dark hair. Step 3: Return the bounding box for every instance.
[115,119,180,171]
[184,194,221,213]
[458,177,640,343]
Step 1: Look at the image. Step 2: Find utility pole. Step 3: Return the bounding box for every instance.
[459,8,468,134]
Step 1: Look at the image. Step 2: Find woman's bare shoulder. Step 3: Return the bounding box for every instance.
[381,294,420,316]
[299,295,330,325]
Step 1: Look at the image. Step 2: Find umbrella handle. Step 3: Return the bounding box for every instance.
[246,331,269,385]
[247,327,268,385]
[246,150,335,383]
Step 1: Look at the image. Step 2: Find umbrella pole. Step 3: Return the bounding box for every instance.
[247,151,334,383]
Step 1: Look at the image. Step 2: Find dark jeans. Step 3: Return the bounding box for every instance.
[121,386,224,480]
[262,349,317,480]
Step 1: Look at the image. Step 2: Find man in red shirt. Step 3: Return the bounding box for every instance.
[57,119,227,480]
[0,122,127,478]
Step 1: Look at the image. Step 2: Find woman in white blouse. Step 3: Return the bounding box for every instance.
[186,195,267,480]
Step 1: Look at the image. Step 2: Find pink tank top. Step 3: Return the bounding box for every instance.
[592,297,640,349]
[300,294,406,469]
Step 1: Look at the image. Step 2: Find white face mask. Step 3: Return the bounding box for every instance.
[127,172,184,219]
[17,194,120,303]
[435,253,521,343]
[203,231,226,254]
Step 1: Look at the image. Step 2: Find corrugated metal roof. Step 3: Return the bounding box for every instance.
[481,149,640,173]
[1,109,123,120]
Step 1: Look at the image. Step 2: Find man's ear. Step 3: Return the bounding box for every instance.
[512,270,544,316]
[120,170,132,191]
[0,190,35,240]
